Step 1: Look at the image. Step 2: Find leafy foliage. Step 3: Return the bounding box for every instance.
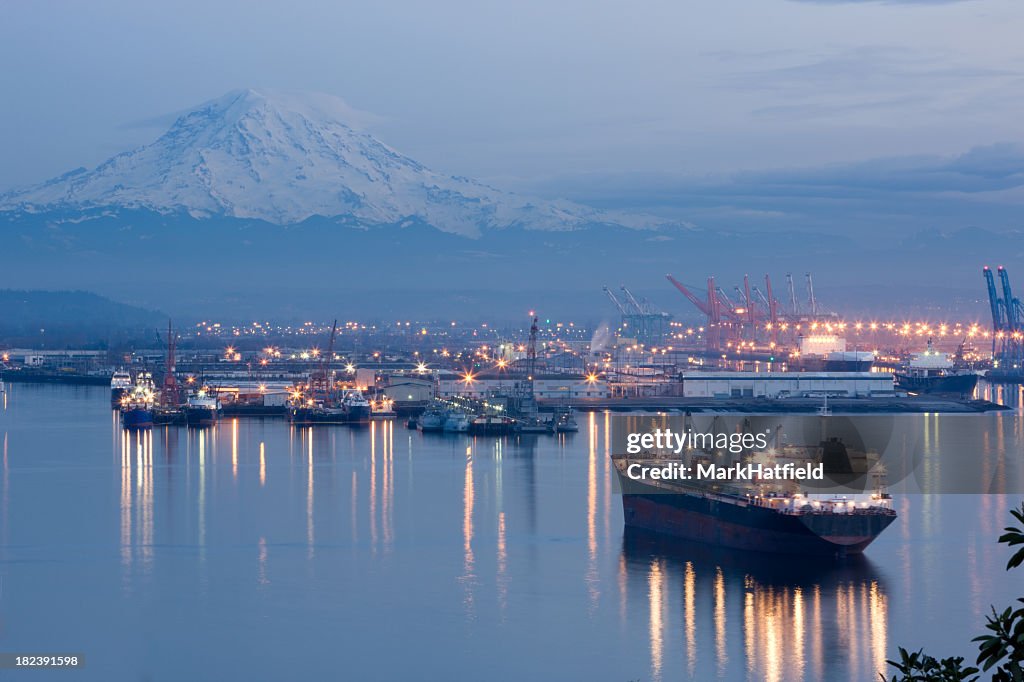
[881,648,978,681]
[884,503,1024,682]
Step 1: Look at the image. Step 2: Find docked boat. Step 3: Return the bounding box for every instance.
[443,410,471,432]
[895,339,979,395]
[288,403,344,425]
[517,418,553,434]
[614,438,896,557]
[110,369,132,406]
[185,389,221,426]
[468,414,516,435]
[340,389,371,423]
[120,373,156,429]
[553,406,579,433]
[418,407,446,432]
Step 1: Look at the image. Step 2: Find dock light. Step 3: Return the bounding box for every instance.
[346,364,356,373]
[497,359,507,369]
[463,372,476,384]
[416,362,428,373]
[258,384,266,393]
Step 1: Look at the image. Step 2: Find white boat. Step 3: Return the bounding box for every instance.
[418,408,445,432]
[443,411,471,432]
[110,368,133,405]
[554,407,579,432]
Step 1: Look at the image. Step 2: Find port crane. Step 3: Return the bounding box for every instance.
[983,266,1024,363]
[805,273,818,317]
[602,284,671,344]
[984,266,1004,334]
[786,273,799,316]
[603,286,627,316]
[999,266,1019,334]
[666,274,748,351]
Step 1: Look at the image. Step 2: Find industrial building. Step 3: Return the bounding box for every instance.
[680,372,895,399]
[437,374,611,399]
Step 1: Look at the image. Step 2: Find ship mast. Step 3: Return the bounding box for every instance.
[525,316,538,399]
[161,319,179,407]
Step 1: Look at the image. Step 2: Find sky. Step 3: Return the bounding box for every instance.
[2,0,1023,194]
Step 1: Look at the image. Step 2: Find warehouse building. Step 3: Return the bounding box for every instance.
[680,372,895,399]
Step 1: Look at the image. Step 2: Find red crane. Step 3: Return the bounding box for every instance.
[666,274,745,351]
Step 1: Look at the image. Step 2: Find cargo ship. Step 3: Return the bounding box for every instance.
[895,339,979,395]
[110,369,133,406]
[613,438,896,557]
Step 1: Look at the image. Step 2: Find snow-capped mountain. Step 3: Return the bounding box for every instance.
[0,89,681,236]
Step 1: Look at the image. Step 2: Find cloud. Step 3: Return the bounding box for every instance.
[528,143,1024,241]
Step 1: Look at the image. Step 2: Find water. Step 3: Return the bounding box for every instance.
[0,383,1021,681]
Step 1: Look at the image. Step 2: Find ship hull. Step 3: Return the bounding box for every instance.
[986,368,1024,384]
[288,406,366,425]
[620,484,895,557]
[343,405,371,424]
[185,407,219,427]
[895,372,978,394]
[121,408,154,429]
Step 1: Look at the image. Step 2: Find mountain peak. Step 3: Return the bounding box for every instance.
[183,88,377,131]
[1,89,684,234]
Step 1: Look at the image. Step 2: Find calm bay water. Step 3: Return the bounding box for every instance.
[0,383,1022,681]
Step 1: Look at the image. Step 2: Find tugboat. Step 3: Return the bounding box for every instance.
[110,369,133,406]
[896,339,979,395]
[184,388,221,427]
[120,372,156,429]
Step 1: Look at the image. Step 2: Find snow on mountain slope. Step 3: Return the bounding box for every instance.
[1,89,683,236]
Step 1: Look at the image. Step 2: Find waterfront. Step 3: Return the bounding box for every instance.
[0,384,1022,681]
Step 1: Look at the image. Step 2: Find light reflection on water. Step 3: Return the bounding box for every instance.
[0,383,1019,680]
